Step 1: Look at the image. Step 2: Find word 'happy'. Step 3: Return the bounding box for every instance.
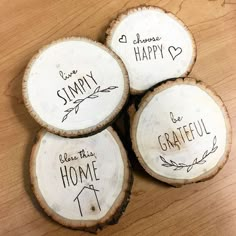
[131,33,182,61]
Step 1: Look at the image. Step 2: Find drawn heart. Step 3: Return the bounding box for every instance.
[168,46,182,60]
[119,35,127,43]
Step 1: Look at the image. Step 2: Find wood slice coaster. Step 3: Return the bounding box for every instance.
[23,37,129,137]
[30,127,132,232]
[131,78,231,186]
[106,6,196,95]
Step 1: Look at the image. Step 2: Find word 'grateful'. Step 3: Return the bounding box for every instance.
[158,119,211,151]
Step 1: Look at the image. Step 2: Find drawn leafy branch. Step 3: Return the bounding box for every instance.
[159,136,218,172]
[62,86,118,122]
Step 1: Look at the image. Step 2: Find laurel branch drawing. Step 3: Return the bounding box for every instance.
[159,136,218,172]
[61,86,118,122]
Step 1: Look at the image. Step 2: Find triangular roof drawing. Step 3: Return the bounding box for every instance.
[73,184,101,217]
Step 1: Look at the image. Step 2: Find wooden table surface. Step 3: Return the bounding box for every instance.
[1,0,236,235]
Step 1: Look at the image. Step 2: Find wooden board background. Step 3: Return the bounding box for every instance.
[0,0,236,235]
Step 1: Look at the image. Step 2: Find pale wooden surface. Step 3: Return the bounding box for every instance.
[0,0,236,235]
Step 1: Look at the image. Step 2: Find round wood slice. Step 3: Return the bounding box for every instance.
[106,6,196,95]
[30,127,132,232]
[23,37,129,137]
[131,78,231,186]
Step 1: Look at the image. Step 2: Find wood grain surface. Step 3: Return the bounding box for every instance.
[0,0,236,235]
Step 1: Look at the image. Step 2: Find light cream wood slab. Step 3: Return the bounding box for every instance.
[106,6,196,94]
[23,38,129,137]
[131,78,231,186]
[30,128,132,232]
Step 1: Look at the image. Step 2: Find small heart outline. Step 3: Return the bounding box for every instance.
[119,35,127,43]
[168,46,182,61]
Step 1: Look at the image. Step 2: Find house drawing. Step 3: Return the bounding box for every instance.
[73,184,101,217]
